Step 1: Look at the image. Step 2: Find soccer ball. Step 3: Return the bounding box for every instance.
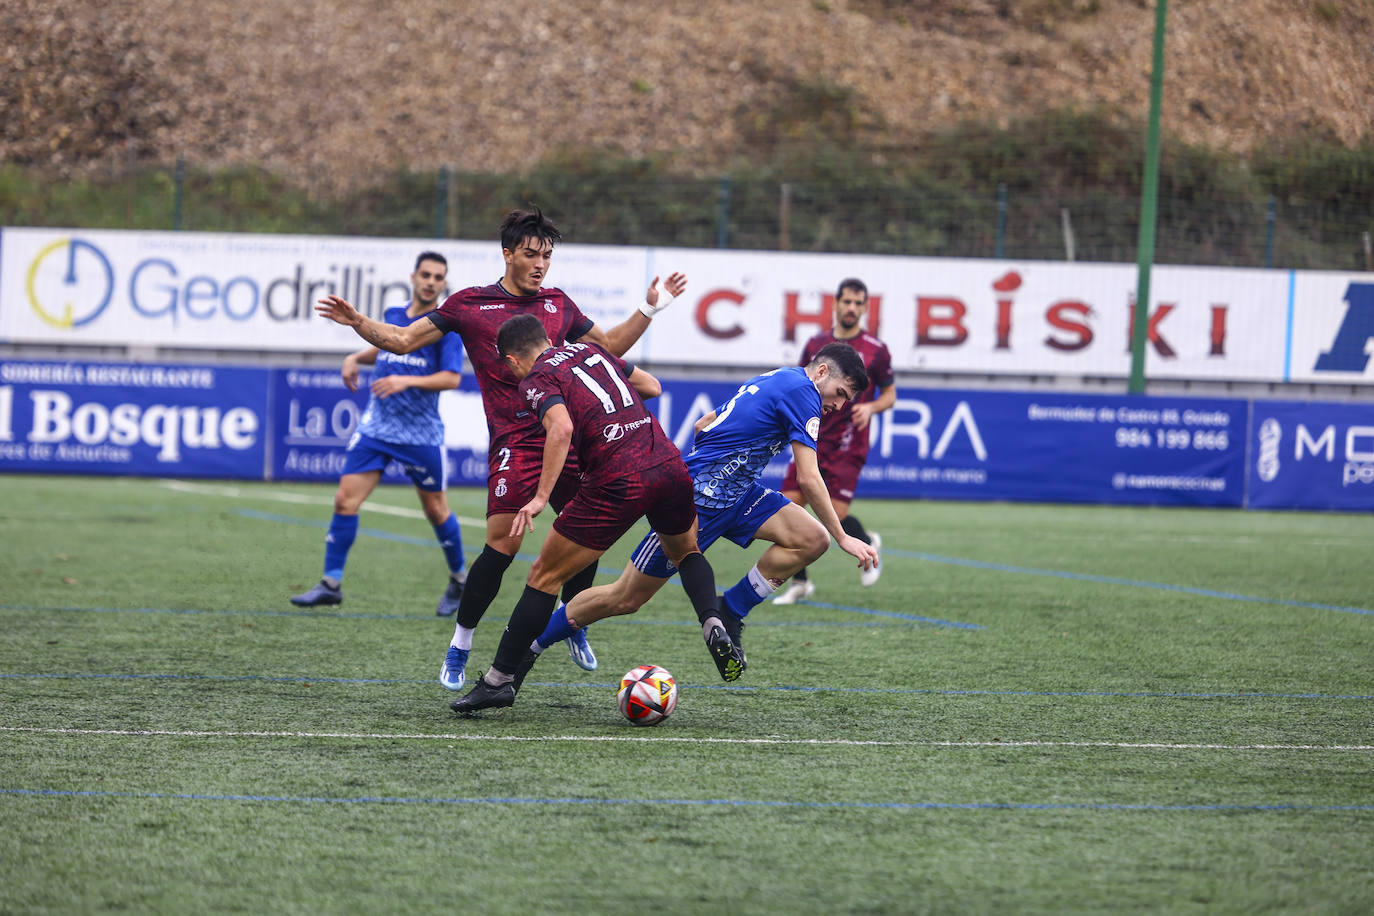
[617,664,678,726]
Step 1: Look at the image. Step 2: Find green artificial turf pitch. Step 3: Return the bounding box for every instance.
[1,475,1371,913]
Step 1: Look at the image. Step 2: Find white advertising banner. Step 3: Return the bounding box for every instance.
[637,250,1296,381]
[1287,272,1374,384]
[2,227,1371,385]
[0,228,649,355]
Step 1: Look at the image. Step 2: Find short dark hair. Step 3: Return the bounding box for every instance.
[499,207,562,252]
[836,277,867,301]
[496,313,551,358]
[810,341,869,395]
[414,251,447,272]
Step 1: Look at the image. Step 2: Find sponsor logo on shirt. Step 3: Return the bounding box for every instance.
[603,415,653,441]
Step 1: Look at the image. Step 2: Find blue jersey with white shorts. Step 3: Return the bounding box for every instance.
[357,304,464,447]
[631,367,822,578]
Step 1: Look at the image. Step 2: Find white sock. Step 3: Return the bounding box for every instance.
[450,625,475,651]
[746,564,779,598]
[701,616,724,640]
[528,638,545,656]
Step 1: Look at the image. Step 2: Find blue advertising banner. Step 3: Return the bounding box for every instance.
[4,358,1366,513]
[648,380,1248,508]
[1247,399,1374,511]
[269,368,488,486]
[0,359,267,478]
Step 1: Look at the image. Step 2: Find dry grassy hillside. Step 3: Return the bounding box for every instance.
[4,0,1373,191]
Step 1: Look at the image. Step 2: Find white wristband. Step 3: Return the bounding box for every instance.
[639,292,675,318]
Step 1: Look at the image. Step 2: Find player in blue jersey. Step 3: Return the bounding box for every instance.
[291,251,469,615]
[526,342,878,678]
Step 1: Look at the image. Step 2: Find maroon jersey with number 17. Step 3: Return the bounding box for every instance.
[427,282,593,450]
[517,341,679,488]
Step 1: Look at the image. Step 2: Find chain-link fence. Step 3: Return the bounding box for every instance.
[4,155,1371,271]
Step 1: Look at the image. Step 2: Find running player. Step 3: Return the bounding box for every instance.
[314,208,685,688]
[451,315,734,713]
[774,277,896,603]
[290,251,468,615]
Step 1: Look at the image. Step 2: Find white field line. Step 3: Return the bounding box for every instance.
[156,479,485,528]
[3,727,1371,751]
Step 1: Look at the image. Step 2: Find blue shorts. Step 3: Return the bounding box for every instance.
[341,432,447,492]
[629,483,790,579]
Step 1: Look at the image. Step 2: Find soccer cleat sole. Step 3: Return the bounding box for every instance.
[706,626,745,682]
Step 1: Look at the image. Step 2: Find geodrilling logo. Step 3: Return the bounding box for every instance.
[26,238,115,329]
[20,234,416,331]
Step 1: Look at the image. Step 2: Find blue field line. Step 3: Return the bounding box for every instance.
[240,508,982,627]
[792,599,981,628]
[3,787,1371,813]
[3,671,1370,701]
[0,602,928,628]
[894,549,1374,618]
[243,507,1374,620]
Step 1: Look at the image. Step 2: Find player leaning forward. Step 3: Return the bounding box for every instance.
[315,209,683,686]
[528,342,879,677]
[451,314,738,714]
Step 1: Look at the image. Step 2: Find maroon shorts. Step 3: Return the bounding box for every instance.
[553,459,698,551]
[485,442,581,517]
[780,452,865,504]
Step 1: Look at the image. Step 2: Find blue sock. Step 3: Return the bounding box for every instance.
[721,565,776,619]
[536,603,577,650]
[432,513,466,577]
[323,513,359,583]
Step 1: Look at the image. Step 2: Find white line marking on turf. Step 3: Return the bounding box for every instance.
[4,727,1370,751]
[156,479,485,528]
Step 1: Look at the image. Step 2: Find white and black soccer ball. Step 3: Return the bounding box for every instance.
[617,664,678,726]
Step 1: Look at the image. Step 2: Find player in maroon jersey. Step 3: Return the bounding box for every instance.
[314,208,686,689]
[774,277,897,603]
[451,315,740,713]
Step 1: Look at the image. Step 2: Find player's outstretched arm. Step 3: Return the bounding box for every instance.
[590,271,688,357]
[316,294,441,354]
[791,443,878,571]
[643,272,687,315]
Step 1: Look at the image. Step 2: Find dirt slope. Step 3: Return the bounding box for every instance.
[4,0,1372,190]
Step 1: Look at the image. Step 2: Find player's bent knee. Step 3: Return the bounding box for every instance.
[801,525,830,562]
